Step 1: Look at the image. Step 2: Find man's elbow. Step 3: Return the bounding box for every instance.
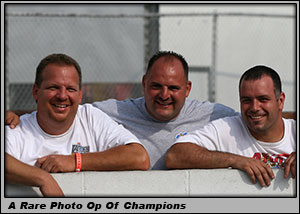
[129,143,150,170]
[165,144,182,169]
[138,148,150,171]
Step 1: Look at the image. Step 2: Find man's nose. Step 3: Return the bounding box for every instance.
[250,99,260,111]
[56,88,68,100]
[159,87,170,100]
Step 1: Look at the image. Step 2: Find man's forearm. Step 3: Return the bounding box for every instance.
[165,143,237,169]
[5,153,64,197]
[6,153,47,186]
[165,143,276,187]
[35,143,150,173]
[81,143,150,171]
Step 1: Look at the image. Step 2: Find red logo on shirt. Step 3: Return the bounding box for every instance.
[252,153,290,168]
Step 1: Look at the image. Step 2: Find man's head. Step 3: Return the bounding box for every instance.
[239,65,285,141]
[33,54,82,134]
[35,53,82,89]
[142,51,192,121]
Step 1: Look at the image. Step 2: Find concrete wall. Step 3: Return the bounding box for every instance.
[5,168,295,197]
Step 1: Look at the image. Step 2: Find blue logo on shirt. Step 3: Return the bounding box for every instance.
[175,132,188,139]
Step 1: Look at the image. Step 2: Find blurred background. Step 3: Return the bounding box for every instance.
[4,3,296,113]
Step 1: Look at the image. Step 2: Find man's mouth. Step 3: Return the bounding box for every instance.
[248,114,265,121]
[155,100,172,107]
[52,104,70,109]
[250,115,263,119]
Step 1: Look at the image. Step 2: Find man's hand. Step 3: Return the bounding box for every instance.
[5,110,20,129]
[36,154,76,173]
[166,143,275,188]
[233,156,275,187]
[282,152,296,179]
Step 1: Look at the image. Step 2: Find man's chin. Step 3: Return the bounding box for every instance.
[248,125,267,134]
[50,112,69,122]
[51,117,68,123]
[154,111,177,121]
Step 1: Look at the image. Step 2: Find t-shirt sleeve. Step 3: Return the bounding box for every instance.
[174,122,219,151]
[92,99,117,116]
[86,104,143,151]
[5,126,22,160]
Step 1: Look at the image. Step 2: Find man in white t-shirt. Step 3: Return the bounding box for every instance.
[5,53,150,197]
[165,65,296,187]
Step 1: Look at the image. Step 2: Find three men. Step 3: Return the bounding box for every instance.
[6,52,295,190]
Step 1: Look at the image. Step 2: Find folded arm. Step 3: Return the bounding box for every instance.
[165,143,275,187]
[36,143,150,172]
[5,153,64,197]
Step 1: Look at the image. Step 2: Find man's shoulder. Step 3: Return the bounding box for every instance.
[6,111,37,136]
[283,117,296,130]
[77,103,109,117]
[184,99,237,118]
[211,114,242,126]
[184,98,207,106]
[206,115,246,136]
[283,117,296,123]
[184,98,233,110]
[183,99,211,112]
[78,102,141,121]
[92,97,144,113]
[19,111,37,128]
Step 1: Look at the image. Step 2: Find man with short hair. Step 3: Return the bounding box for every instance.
[92,51,237,169]
[6,51,237,170]
[5,53,150,197]
[165,65,296,187]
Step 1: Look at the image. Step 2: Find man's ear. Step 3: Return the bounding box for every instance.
[185,81,192,97]
[32,84,39,103]
[278,92,285,111]
[79,89,83,104]
[142,75,146,90]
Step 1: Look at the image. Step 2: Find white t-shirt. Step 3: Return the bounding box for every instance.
[175,115,296,168]
[5,104,141,166]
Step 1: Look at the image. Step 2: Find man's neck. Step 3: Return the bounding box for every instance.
[36,114,74,135]
[250,118,284,142]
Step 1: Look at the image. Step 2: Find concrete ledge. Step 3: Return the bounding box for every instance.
[5,169,296,197]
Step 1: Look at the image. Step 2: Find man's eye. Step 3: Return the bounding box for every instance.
[67,88,77,92]
[259,97,269,102]
[151,85,161,89]
[169,86,180,91]
[47,86,58,90]
[241,99,251,103]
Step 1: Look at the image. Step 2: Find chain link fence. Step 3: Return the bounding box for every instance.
[5,5,295,113]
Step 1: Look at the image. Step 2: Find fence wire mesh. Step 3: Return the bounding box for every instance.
[5,9,295,113]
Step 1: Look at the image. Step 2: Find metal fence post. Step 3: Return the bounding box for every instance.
[209,11,218,103]
[144,4,159,73]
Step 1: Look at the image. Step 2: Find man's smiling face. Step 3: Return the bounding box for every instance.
[240,75,285,139]
[142,56,191,121]
[33,63,82,127]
